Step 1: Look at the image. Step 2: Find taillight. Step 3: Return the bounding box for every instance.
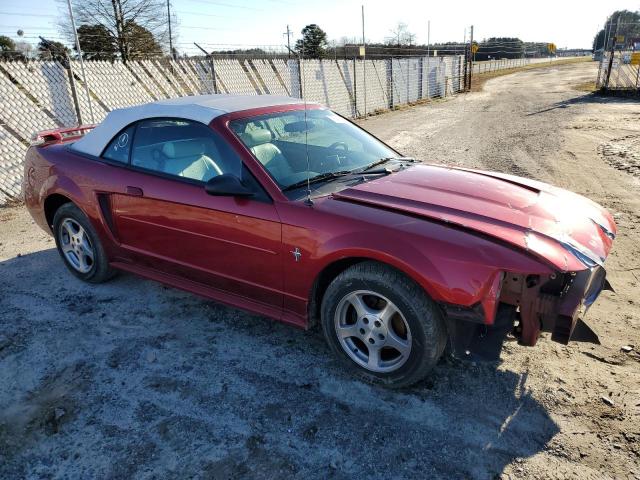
[30,125,96,147]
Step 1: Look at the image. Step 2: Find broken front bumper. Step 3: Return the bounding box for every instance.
[443,266,612,361]
[508,266,611,346]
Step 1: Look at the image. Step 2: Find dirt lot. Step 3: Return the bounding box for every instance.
[1,61,639,479]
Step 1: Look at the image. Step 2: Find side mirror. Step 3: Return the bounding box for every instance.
[205,174,254,197]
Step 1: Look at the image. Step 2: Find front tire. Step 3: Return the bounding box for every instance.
[321,261,446,388]
[53,203,115,283]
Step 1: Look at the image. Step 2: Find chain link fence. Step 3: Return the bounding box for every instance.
[472,56,584,74]
[0,54,464,203]
[597,50,640,93]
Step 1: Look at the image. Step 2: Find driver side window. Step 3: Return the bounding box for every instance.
[128,119,242,182]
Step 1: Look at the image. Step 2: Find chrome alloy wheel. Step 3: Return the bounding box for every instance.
[58,218,94,274]
[334,290,412,373]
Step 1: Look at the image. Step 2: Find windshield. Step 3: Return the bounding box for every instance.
[229,109,398,190]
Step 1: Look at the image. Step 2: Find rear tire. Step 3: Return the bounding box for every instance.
[52,203,116,283]
[321,261,447,388]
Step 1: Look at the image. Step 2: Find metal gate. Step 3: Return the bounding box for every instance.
[597,50,640,93]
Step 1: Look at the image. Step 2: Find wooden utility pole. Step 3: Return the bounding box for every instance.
[65,0,94,123]
[284,25,292,59]
[167,0,175,60]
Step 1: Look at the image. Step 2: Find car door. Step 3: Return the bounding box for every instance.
[106,118,283,311]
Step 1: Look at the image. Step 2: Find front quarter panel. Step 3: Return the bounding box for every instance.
[277,196,554,323]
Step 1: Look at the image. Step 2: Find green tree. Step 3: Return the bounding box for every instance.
[593,10,640,51]
[295,24,328,58]
[0,35,21,60]
[124,21,163,59]
[475,37,524,61]
[77,24,117,60]
[37,38,70,62]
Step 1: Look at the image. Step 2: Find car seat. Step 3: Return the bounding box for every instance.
[240,129,295,182]
[161,139,223,181]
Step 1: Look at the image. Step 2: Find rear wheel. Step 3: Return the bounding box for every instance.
[53,203,115,283]
[321,261,447,388]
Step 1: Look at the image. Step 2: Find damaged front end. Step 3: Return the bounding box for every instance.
[442,266,614,362]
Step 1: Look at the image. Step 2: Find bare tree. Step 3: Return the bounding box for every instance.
[60,0,175,62]
[385,22,415,47]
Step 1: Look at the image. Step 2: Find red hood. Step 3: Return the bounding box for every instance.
[333,164,617,272]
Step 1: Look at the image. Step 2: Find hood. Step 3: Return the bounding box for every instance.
[332,164,616,272]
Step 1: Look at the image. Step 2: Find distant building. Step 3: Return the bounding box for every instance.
[556,48,592,57]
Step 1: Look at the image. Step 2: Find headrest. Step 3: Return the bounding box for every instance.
[162,140,204,158]
[240,129,272,148]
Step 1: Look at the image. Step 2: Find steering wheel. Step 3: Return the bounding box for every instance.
[328,141,349,152]
[325,141,349,168]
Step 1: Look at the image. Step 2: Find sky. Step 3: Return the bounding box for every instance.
[1,0,638,55]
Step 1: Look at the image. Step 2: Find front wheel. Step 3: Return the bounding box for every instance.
[321,261,447,388]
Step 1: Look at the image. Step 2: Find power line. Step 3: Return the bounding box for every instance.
[180,0,263,10]
[0,25,59,31]
[171,9,230,18]
[0,11,58,18]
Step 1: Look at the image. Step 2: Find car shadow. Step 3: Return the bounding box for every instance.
[0,249,560,479]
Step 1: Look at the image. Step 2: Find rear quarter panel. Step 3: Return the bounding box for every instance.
[23,144,128,260]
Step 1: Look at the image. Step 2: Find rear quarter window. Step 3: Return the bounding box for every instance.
[102,125,135,163]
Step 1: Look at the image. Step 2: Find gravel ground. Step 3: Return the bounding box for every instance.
[1,61,639,479]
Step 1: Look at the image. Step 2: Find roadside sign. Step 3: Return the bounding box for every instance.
[548,43,557,54]
[631,52,640,66]
[616,35,625,44]
[359,46,365,57]
[471,44,479,54]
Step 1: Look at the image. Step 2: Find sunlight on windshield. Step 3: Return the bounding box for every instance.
[230,109,397,189]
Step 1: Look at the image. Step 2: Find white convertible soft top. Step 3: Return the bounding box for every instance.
[72,94,307,157]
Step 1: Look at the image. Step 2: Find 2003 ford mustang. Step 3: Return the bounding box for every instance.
[24,94,616,387]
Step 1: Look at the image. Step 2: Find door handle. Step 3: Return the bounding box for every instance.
[126,186,144,197]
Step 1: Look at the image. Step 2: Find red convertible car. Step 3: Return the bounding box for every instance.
[24,95,616,387]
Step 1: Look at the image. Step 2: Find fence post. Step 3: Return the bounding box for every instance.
[297,57,304,99]
[429,57,432,97]
[353,57,357,116]
[603,18,620,91]
[463,46,469,91]
[64,55,83,125]
[387,58,394,109]
[442,58,447,97]
[363,58,367,117]
[208,55,218,93]
[418,56,424,99]
[603,51,615,91]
